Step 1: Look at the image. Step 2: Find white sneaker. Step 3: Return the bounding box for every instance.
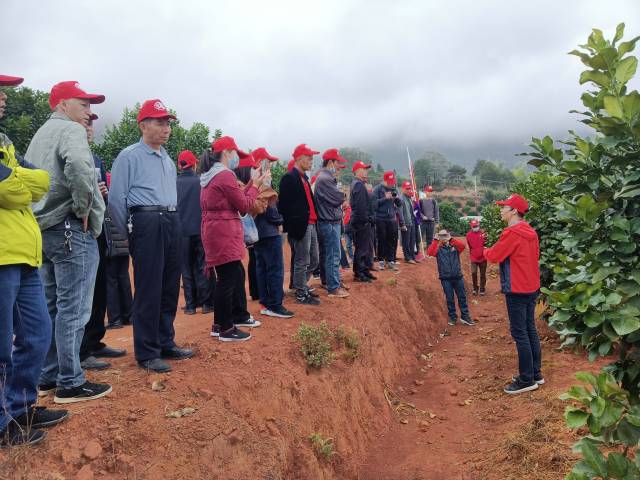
[235,317,261,328]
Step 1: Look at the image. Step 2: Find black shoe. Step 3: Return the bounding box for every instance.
[296,293,320,305]
[447,319,457,326]
[210,324,220,337]
[183,308,196,315]
[354,276,372,283]
[92,346,126,358]
[201,305,214,314]
[0,421,46,448]
[307,288,320,298]
[53,381,112,404]
[460,317,476,326]
[15,406,69,429]
[80,356,111,370]
[219,326,252,342]
[263,306,294,318]
[364,272,377,280]
[472,289,479,296]
[138,358,172,373]
[504,379,539,395]
[106,321,124,330]
[234,316,262,328]
[160,347,195,360]
[512,374,545,385]
[479,288,486,296]
[37,383,57,397]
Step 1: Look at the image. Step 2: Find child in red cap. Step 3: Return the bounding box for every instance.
[466,219,487,295]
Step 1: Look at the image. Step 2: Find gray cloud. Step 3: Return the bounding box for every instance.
[2,0,639,171]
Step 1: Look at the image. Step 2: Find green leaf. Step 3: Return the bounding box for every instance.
[590,396,606,417]
[584,311,605,328]
[565,407,589,428]
[579,70,611,88]
[614,185,640,199]
[619,36,640,56]
[579,440,608,477]
[606,292,623,305]
[615,56,638,86]
[615,418,640,446]
[593,266,622,283]
[606,452,629,478]
[611,315,640,335]
[623,91,640,121]
[575,372,598,388]
[632,270,640,285]
[613,23,625,44]
[600,402,625,427]
[604,95,625,119]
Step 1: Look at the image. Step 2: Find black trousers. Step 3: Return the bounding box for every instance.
[401,225,417,261]
[129,211,180,362]
[421,220,436,246]
[314,223,326,284]
[80,234,107,360]
[376,219,398,263]
[214,260,250,331]
[288,235,296,290]
[247,247,259,301]
[352,223,373,278]
[106,255,132,325]
[180,235,215,308]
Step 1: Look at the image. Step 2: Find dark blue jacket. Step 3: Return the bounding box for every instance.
[349,178,371,229]
[176,169,202,237]
[255,205,283,239]
[427,239,465,280]
[372,183,402,222]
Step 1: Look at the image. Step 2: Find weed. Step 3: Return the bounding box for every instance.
[295,322,335,368]
[343,329,360,360]
[309,433,334,460]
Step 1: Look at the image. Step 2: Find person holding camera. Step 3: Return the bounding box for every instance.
[372,171,403,271]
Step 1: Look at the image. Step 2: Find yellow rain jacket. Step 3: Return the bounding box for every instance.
[0,133,50,267]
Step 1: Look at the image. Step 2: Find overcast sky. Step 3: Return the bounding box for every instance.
[3,0,639,171]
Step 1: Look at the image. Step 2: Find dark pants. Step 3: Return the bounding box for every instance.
[368,224,376,268]
[214,260,250,330]
[352,223,373,278]
[340,240,350,268]
[254,235,285,310]
[441,277,470,321]
[471,261,487,291]
[129,211,180,362]
[288,235,295,290]
[421,221,436,247]
[248,247,259,301]
[314,222,326,284]
[180,234,214,308]
[80,234,108,360]
[401,225,416,261]
[376,219,398,263]
[106,255,132,325]
[506,292,542,384]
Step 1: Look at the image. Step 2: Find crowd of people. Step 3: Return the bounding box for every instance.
[0,75,543,448]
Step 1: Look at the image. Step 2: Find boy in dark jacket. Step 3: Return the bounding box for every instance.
[466,219,487,295]
[485,194,542,395]
[427,230,474,326]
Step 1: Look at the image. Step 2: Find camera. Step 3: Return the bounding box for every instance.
[391,189,398,198]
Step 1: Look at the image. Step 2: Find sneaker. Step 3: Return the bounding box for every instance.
[15,406,69,429]
[37,383,57,397]
[389,262,399,271]
[504,379,539,395]
[262,307,294,318]
[328,288,350,298]
[312,273,321,280]
[201,304,214,314]
[219,326,252,342]
[259,307,270,315]
[296,293,320,305]
[354,276,372,283]
[447,319,457,326]
[460,317,476,326]
[340,281,350,290]
[0,422,46,448]
[106,321,124,330]
[511,374,545,385]
[306,288,319,298]
[92,346,126,358]
[211,324,220,337]
[235,316,262,328]
[472,289,479,296]
[138,358,172,373]
[80,356,111,370]
[479,289,486,296]
[53,381,112,404]
[379,261,386,270]
[160,347,195,360]
[365,272,377,280]
[183,307,196,315]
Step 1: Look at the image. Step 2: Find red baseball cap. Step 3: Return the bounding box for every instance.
[292,143,319,160]
[496,193,529,215]
[322,148,346,163]
[238,151,257,168]
[401,181,412,190]
[424,185,433,193]
[137,99,176,122]
[287,159,296,171]
[49,81,105,110]
[0,75,24,86]
[252,147,278,162]
[337,163,347,170]
[383,171,397,185]
[352,160,371,173]
[212,135,245,154]
[178,150,198,170]
[470,219,479,227]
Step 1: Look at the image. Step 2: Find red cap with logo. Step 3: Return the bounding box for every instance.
[401,181,412,190]
[352,160,371,173]
[496,193,529,215]
[0,75,24,86]
[137,99,176,122]
[287,159,296,171]
[292,143,319,160]
[383,171,397,185]
[322,148,346,163]
[178,150,197,170]
[212,135,245,155]
[424,185,433,193]
[470,219,480,228]
[252,147,278,162]
[238,151,257,168]
[49,81,105,110]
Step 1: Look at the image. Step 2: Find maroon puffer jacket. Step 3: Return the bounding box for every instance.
[200,164,258,268]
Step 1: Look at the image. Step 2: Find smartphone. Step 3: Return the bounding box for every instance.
[261,159,270,174]
[95,167,102,184]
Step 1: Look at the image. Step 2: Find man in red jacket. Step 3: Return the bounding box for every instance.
[466,219,487,296]
[484,194,542,395]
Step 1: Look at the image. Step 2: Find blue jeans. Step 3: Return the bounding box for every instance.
[506,292,542,383]
[440,277,470,322]
[254,235,285,310]
[318,222,341,292]
[0,265,52,431]
[39,219,99,388]
[345,233,354,260]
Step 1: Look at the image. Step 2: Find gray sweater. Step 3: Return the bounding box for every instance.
[313,168,345,223]
[26,111,105,237]
[419,197,439,222]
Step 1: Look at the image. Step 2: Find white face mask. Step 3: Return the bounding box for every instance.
[228,152,239,170]
[472,227,480,232]
[328,166,337,174]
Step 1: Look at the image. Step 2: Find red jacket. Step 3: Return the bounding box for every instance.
[466,229,487,263]
[200,164,258,268]
[343,204,352,225]
[484,221,540,294]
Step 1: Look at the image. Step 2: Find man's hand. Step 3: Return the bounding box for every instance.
[82,216,89,233]
[98,181,108,198]
[401,225,407,232]
[384,191,393,200]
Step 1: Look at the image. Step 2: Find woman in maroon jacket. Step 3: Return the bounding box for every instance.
[200,136,269,342]
[484,194,542,395]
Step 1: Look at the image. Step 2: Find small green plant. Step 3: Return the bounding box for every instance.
[295,322,335,368]
[309,433,335,460]
[335,325,361,360]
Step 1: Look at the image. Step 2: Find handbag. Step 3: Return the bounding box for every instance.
[241,214,259,245]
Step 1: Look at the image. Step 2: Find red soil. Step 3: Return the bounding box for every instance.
[0,246,599,480]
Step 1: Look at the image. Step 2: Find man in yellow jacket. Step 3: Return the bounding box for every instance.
[0,75,68,447]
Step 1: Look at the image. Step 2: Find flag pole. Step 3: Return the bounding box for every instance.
[407,147,425,257]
